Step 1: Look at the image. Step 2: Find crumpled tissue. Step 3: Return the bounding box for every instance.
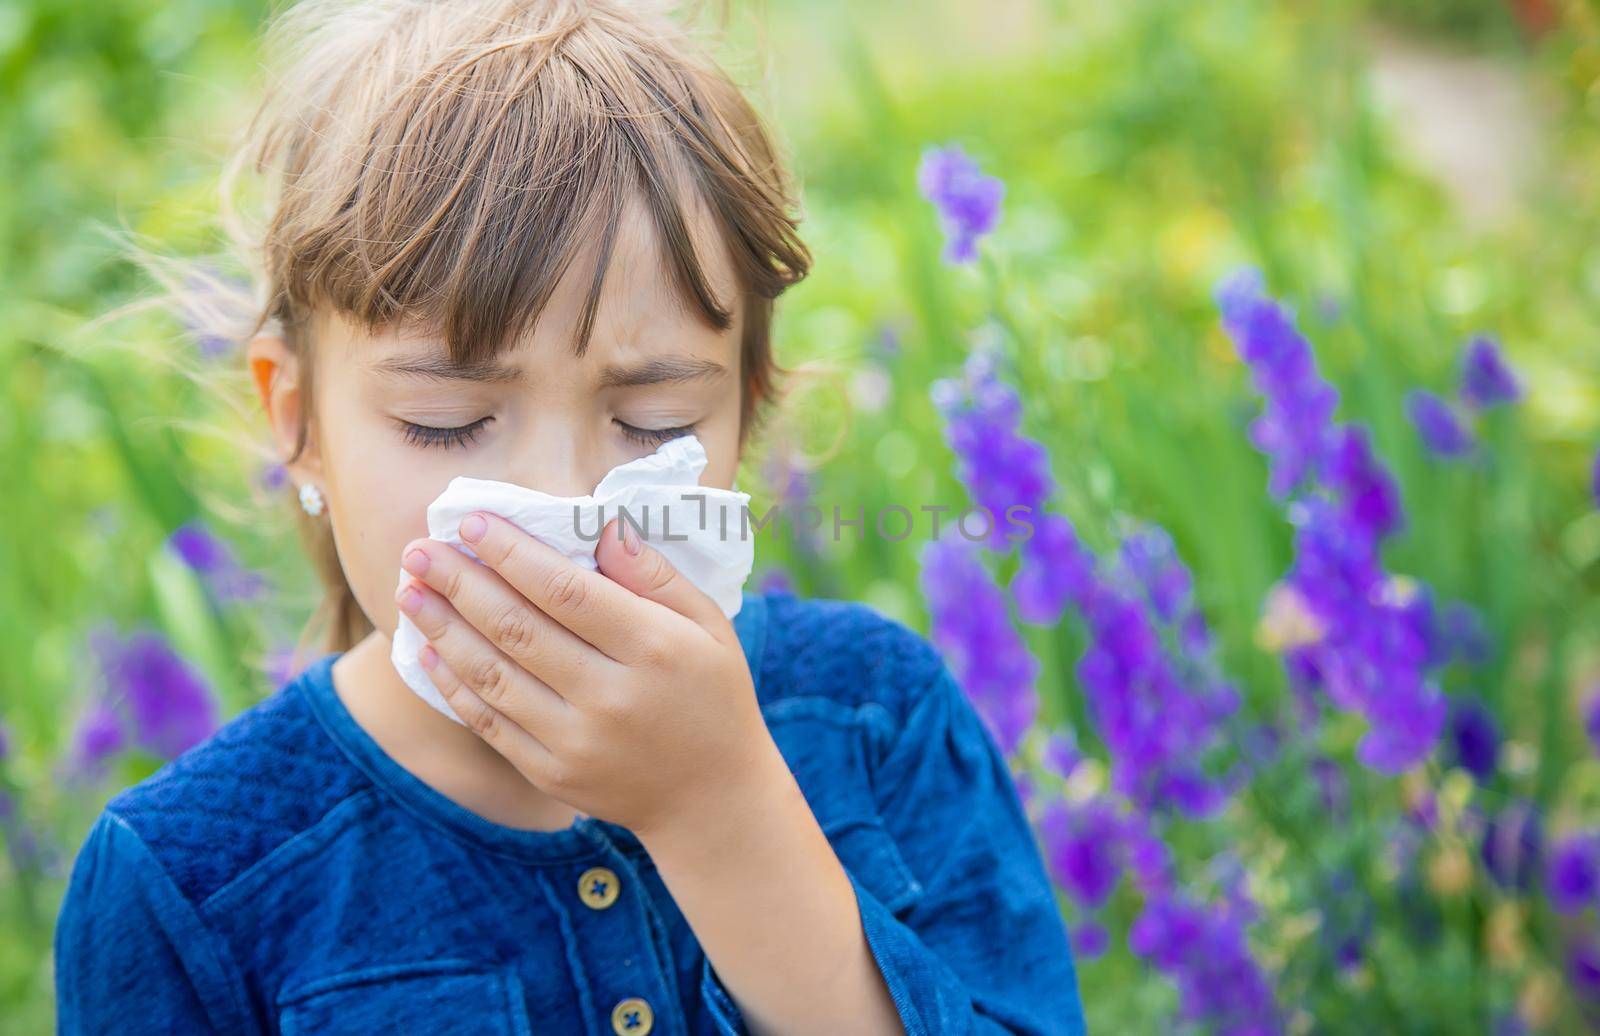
[391,434,754,725]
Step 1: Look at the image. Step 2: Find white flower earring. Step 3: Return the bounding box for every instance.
[298,482,326,517]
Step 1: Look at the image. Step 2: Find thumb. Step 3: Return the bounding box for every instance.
[594,516,726,633]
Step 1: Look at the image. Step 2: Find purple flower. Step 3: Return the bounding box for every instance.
[1438,601,1490,667]
[177,266,249,358]
[931,351,1098,625]
[167,521,231,570]
[0,788,61,880]
[871,320,903,361]
[1408,789,1440,832]
[1116,526,1193,623]
[1211,853,1261,930]
[1041,728,1082,780]
[1216,269,1340,498]
[919,533,1038,755]
[1038,797,1124,908]
[1035,791,1279,1030]
[1323,426,1403,540]
[1067,524,1240,819]
[88,626,220,760]
[1548,832,1600,915]
[1494,1013,1530,1036]
[1569,934,1600,1002]
[263,645,303,691]
[1218,270,1448,774]
[1458,336,1521,409]
[166,521,267,601]
[1318,870,1374,971]
[756,568,794,596]
[1013,772,1040,814]
[1586,687,1600,757]
[69,700,127,777]
[917,144,1003,265]
[932,351,1056,552]
[1070,921,1110,960]
[258,461,288,492]
[1240,723,1283,773]
[930,355,1230,815]
[1122,818,1176,895]
[1069,544,1239,818]
[1128,887,1282,1032]
[1283,501,1446,774]
[1406,390,1475,457]
[1480,799,1543,893]
[768,457,813,516]
[1012,513,1097,625]
[761,447,821,556]
[1446,698,1499,781]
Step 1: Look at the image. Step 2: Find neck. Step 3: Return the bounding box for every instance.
[330,632,584,832]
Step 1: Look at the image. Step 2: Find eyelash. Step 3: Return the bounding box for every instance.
[395,417,694,450]
[396,416,493,450]
[615,420,696,447]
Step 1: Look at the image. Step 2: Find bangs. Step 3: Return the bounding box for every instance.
[255,0,808,368]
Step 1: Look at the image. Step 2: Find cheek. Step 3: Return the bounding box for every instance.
[693,406,745,490]
[317,420,453,628]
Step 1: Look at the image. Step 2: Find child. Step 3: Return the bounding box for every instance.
[54,1,1087,1032]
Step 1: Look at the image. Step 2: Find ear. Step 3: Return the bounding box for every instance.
[246,333,323,483]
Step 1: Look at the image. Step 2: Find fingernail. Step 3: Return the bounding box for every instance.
[621,520,642,556]
[460,513,487,543]
[397,584,424,615]
[402,549,430,577]
[419,644,439,671]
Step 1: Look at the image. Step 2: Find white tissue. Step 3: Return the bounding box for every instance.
[391,434,754,724]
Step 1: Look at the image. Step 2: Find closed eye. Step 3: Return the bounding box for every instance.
[613,419,695,447]
[395,416,493,450]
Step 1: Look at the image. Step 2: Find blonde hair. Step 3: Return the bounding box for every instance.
[105,0,811,670]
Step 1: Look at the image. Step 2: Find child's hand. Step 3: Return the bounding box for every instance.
[394,512,780,840]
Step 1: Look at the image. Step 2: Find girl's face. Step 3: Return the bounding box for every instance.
[256,195,747,640]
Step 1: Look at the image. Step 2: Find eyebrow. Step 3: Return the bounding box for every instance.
[598,356,727,388]
[368,355,527,384]
[368,352,728,388]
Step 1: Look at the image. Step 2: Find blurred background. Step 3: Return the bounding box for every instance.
[3,0,1600,1031]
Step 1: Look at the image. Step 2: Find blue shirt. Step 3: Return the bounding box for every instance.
[54,589,1086,1034]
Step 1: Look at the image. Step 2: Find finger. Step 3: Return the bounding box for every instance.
[418,645,559,786]
[593,516,726,634]
[456,511,662,665]
[401,537,606,695]
[396,577,570,735]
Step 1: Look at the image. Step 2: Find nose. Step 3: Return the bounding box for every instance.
[507,433,607,498]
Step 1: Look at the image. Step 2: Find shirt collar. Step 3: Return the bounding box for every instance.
[297,588,768,863]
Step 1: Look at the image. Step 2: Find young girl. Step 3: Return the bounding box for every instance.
[53,1,1086,1032]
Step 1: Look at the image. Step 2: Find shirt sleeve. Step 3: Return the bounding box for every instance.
[54,810,255,1035]
[700,664,1087,1036]
[856,665,1087,1036]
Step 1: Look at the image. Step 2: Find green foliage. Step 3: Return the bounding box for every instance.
[2,0,1598,1031]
